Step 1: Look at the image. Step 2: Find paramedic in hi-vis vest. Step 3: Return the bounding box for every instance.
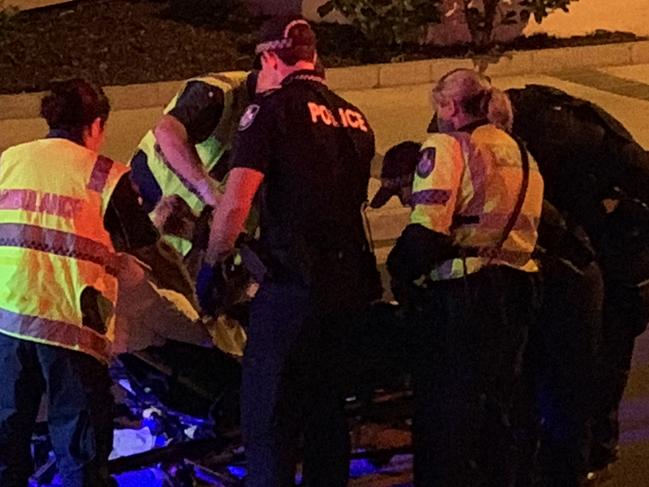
[387,69,544,487]
[0,79,158,487]
[129,71,259,257]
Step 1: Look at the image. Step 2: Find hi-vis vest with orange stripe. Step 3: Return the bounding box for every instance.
[410,124,544,281]
[135,71,250,217]
[0,138,129,363]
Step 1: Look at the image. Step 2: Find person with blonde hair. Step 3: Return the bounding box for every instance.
[388,68,544,486]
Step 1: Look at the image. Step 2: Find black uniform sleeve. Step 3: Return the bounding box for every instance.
[537,200,595,270]
[229,102,274,175]
[104,174,159,252]
[168,81,225,144]
[387,223,456,283]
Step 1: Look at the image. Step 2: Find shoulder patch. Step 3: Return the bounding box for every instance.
[238,104,260,131]
[416,148,436,178]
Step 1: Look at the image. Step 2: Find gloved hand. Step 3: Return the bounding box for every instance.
[196,263,219,317]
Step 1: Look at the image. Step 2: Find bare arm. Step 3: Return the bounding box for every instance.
[206,167,264,264]
[154,114,222,207]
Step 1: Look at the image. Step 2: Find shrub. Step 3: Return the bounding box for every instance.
[456,0,579,51]
[318,0,444,47]
[0,0,18,27]
[320,0,579,52]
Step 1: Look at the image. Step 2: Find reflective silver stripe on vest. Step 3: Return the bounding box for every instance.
[410,189,452,206]
[0,223,118,275]
[0,307,110,362]
[153,143,207,205]
[87,155,114,193]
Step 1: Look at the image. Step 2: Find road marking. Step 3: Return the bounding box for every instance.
[554,69,649,101]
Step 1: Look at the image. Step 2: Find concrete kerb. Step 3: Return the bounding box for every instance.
[1,40,647,121]
[327,64,380,91]
[631,40,649,64]
[104,81,178,111]
[378,59,433,88]
[528,42,634,73]
[0,92,43,121]
[481,51,535,77]
[0,79,185,121]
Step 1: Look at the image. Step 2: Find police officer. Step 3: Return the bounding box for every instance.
[130,69,260,256]
[0,79,158,487]
[507,85,649,479]
[388,69,543,486]
[203,17,381,486]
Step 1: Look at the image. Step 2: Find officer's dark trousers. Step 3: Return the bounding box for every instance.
[589,291,638,470]
[515,260,604,487]
[241,280,359,487]
[0,334,113,487]
[588,244,649,470]
[411,266,536,487]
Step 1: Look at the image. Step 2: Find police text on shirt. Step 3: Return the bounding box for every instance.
[308,102,369,132]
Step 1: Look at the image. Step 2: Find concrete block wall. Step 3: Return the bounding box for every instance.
[3,40,648,121]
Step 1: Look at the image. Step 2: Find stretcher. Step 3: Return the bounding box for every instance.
[30,246,412,486]
[93,307,410,485]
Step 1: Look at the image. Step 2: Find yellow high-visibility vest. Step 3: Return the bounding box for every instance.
[0,138,129,363]
[135,71,250,216]
[410,124,544,280]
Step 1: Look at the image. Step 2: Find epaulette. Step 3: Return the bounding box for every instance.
[260,88,280,98]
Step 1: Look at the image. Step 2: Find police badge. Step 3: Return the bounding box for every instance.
[238,104,260,131]
[416,148,436,178]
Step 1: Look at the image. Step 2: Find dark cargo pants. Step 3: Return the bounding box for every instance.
[588,243,649,471]
[0,333,113,487]
[589,293,638,470]
[410,266,537,487]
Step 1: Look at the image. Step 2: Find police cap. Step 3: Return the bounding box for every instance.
[255,16,316,55]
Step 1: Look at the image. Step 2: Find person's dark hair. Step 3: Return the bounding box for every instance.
[40,78,110,137]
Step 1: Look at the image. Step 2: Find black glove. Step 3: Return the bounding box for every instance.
[238,239,269,283]
[387,223,455,284]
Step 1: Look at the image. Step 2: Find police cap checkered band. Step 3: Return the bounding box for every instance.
[255,18,314,55]
[255,38,293,55]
